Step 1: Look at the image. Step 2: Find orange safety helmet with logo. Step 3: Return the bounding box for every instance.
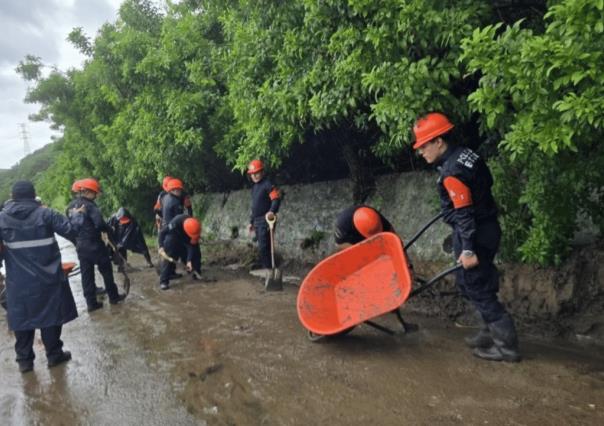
[412,112,454,149]
[247,159,264,175]
[183,218,201,244]
[352,207,383,238]
[77,178,102,193]
[166,178,184,192]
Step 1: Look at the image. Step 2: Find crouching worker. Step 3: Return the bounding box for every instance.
[107,207,153,268]
[0,181,83,373]
[67,178,126,312]
[412,112,521,362]
[334,205,395,251]
[158,215,201,290]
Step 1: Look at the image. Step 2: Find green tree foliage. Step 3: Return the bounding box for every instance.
[0,144,61,204]
[16,0,603,264]
[220,0,492,201]
[462,0,604,264]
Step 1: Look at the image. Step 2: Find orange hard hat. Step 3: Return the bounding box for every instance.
[353,207,383,238]
[78,178,101,193]
[247,159,264,175]
[183,218,201,243]
[162,176,173,191]
[413,112,454,149]
[71,179,82,192]
[166,178,184,192]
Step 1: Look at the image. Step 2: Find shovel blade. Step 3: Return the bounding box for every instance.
[265,268,283,291]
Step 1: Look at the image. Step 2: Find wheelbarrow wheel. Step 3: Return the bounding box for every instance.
[307,331,325,342]
[307,326,356,343]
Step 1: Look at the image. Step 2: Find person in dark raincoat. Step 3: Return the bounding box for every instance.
[66,178,126,312]
[0,181,83,373]
[107,207,153,268]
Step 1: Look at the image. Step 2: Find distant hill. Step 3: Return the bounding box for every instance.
[0,142,60,203]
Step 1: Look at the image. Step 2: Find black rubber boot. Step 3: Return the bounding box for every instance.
[473,314,522,363]
[464,325,493,349]
[18,360,34,373]
[87,301,104,312]
[48,351,71,368]
[109,293,127,305]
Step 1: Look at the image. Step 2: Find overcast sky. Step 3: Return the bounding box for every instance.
[0,0,123,169]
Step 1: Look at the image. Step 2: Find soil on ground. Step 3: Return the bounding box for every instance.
[1,241,603,425]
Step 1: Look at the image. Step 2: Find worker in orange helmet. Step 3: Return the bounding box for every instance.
[413,112,520,363]
[66,178,126,312]
[247,159,282,272]
[154,176,193,232]
[334,206,395,251]
[157,214,202,290]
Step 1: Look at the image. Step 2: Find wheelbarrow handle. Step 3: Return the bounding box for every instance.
[404,212,444,252]
[409,264,462,298]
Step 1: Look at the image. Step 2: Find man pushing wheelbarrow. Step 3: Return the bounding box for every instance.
[298,114,521,364]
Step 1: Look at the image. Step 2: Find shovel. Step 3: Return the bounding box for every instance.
[264,214,283,291]
[158,249,202,280]
[103,234,131,296]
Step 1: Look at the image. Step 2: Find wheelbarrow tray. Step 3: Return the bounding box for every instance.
[297,232,412,336]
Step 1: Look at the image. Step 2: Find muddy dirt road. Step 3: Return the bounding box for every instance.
[1,241,603,425]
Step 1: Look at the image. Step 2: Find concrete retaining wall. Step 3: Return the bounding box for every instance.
[193,172,604,341]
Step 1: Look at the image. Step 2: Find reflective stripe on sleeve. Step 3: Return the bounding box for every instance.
[3,237,56,249]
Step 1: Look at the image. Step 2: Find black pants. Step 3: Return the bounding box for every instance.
[159,238,201,285]
[253,217,272,269]
[14,325,63,363]
[453,221,507,324]
[79,251,119,306]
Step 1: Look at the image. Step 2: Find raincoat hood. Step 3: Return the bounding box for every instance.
[2,199,40,220]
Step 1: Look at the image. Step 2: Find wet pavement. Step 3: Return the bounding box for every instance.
[0,238,198,426]
[1,238,603,425]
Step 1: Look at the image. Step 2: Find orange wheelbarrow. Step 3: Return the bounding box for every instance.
[297,213,461,341]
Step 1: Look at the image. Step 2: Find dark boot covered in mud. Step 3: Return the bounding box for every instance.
[473,314,521,362]
[464,324,493,349]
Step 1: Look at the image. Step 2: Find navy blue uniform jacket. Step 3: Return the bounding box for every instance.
[0,199,79,331]
[436,146,498,251]
[66,196,111,257]
[250,177,281,224]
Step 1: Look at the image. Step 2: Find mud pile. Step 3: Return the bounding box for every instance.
[201,240,604,346]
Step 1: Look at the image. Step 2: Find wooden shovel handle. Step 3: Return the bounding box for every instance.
[265,214,276,229]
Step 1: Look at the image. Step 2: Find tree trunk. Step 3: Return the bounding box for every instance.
[341,143,375,204]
